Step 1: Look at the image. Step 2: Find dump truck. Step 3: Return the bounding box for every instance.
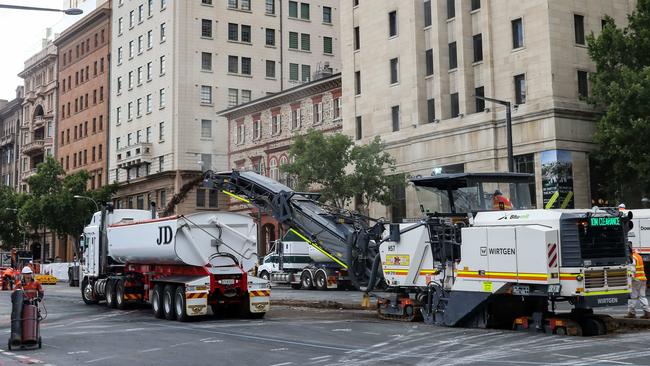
[625,208,650,282]
[258,232,352,290]
[80,205,270,321]
[203,170,632,335]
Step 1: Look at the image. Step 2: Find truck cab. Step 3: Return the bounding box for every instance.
[258,236,313,281]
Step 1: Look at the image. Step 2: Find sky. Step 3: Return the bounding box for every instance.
[0,0,87,101]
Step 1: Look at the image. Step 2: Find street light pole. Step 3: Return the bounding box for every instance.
[73,195,100,212]
[475,95,514,172]
[0,4,83,15]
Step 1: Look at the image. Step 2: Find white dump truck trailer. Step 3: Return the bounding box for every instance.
[80,206,270,321]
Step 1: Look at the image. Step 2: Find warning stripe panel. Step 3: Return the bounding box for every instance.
[548,242,558,268]
[249,290,271,297]
[456,270,549,281]
[186,292,209,299]
[385,269,438,276]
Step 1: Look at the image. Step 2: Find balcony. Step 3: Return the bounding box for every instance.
[0,134,15,147]
[116,143,153,169]
[21,139,45,155]
[21,168,38,181]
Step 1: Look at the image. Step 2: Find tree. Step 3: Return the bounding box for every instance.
[587,0,650,205]
[0,186,25,250]
[282,130,403,212]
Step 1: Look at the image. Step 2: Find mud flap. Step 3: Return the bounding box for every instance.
[442,291,491,327]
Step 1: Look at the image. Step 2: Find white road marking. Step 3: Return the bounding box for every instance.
[331,328,351,332]
[269,362,293,366]
[86,356,116,363]
[67,351,89,355]
[170,342,192,348]
[270,347,288,351]
[309,356,331,361]
[140,348,162,353]
[14,355,29,359]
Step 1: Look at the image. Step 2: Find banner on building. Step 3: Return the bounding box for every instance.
[541,150,574,209]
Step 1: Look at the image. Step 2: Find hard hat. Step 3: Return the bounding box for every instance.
[618,203,626,209]
[494,190,503,196]
[21,266,33,275]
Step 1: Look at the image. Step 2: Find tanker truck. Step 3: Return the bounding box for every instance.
[79,204,270,321]
[258,231,352,290]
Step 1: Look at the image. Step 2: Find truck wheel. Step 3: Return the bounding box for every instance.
[314,271,328,291]
[174,286,189,322]
[151,284,164,319]
[105,280,116,308]
[115,280,127,310]
[301,272,314,290]
[259,271,270,281]
[81,278,98,305]
[163,284,177,320]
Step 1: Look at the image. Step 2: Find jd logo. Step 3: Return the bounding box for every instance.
[480,247,487,256]
[157,226,173,245]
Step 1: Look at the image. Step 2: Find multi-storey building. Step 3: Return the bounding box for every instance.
[18,41,58,193]
[219,72,342,255]
[55,2,111,190]
[109,0,340,214]
[0,87,24,189]
[341,0,635,220]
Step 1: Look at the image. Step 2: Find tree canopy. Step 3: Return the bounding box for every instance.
[281,130,403,212]
[587,0,650,204]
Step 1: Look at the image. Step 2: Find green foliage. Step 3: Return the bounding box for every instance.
[0,186,24,250]
[587,0,650,203]
[282,130,403,211]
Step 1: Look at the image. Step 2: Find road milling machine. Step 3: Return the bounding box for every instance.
[206,170,632,335]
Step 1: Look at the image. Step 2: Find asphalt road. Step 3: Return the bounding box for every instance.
[2,285,650,366]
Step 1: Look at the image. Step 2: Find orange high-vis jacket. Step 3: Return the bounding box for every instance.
[14,278,44,300]
[493,195,512,211]
[633,251,647,282]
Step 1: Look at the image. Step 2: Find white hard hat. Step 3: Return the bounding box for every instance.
[21,266,33,275]
[618,203,626,209]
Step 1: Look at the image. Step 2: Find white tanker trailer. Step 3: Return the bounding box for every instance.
[80,206,270,321]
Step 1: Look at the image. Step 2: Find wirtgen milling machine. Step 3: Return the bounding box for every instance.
[208,170,632,336]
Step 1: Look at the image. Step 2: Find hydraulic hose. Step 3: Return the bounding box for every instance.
[364,253,382,294]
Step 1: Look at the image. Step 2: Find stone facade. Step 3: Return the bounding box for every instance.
[220,73,342,256]
[55,3,111,190]
[0,87,24,189]
[340,0,636,220]
[109,0,341,215]
[18,42,58,193]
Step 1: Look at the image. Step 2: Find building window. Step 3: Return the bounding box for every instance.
[289,63,299,81]
[228,23,238,41]
[129,40,134,58]
[201,119,212,138]
[201,52,212,71]
[355,71,361,95]
[574,14,585,45]
[160,22,166,42]
[202,19,212,38]
[196,189,206,207]
[118,17,123,34]
[425,49,434,76]
[288,1,298,18]
[449,42,457,69]
[138,4,144,22]
[313,103,322,124]
[323,37,333,54]
[147,30,153,48]
[241,57,251,75]
[228,55,238,73]
[137,98,143,117]
[159,122,165,140]
[117,107,122,124]
[424,1,431,27]
[266,60,276,78]
[209,189,218,208]
[148,0,153,15]
[228,0,238,8]
[300,33,310,51]
[427,98,435,123]
[301,64,311,82]
[475,86,485,112]
[391,105,400,131]
[514,74,526,104]
[146,94,153,113]
[473,34,483,62]
[266,28,275,46]
[333,97,342,119]
[228,88,238,107]
[201,85,213,104]
[447,0,455,19]
[160,55,166,74]
[128,102,133,120]
[450,93,459,118]
[291,108,301,129]
[390,57,399,84]
[388,10,397,37]
[512,18,524,49]
[241,25,251,43]
[117,77,122,94]
[355,116,362,140]
[266,0,275,14]
[300,2,310,20]
[271,115,281,135]
[289,32,298,49]
[390,180,406,223]
[237,124,245,144]
[241,0,250,10]
[253,119,261,139]
[241,89,251,103]
[472,0,481,10]
[202,0,212,4]
[323,6,332,23]
[159,88,166,107]
[514,153,536,206]
[147,62,153,80]
[137,67,143,84]
[578,70,589,98]
[146,126,152,142]
[354,26,360,50]
[117,47,123,64]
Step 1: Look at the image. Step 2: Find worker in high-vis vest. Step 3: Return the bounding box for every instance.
[626,243,650,318]
[492,190,512,211]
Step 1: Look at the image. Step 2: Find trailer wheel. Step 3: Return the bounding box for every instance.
[174,286,190,322]
[314,271,328,291]
[115,280,127,310]
[105,280,116,308]
[259,271,270,281]
[163,284,177,320]
[81,278,98,305]
[300,271,314,290]
[151,284,164,319]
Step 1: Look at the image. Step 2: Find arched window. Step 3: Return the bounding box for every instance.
[269,157,278,181]
[279,156,289,185]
